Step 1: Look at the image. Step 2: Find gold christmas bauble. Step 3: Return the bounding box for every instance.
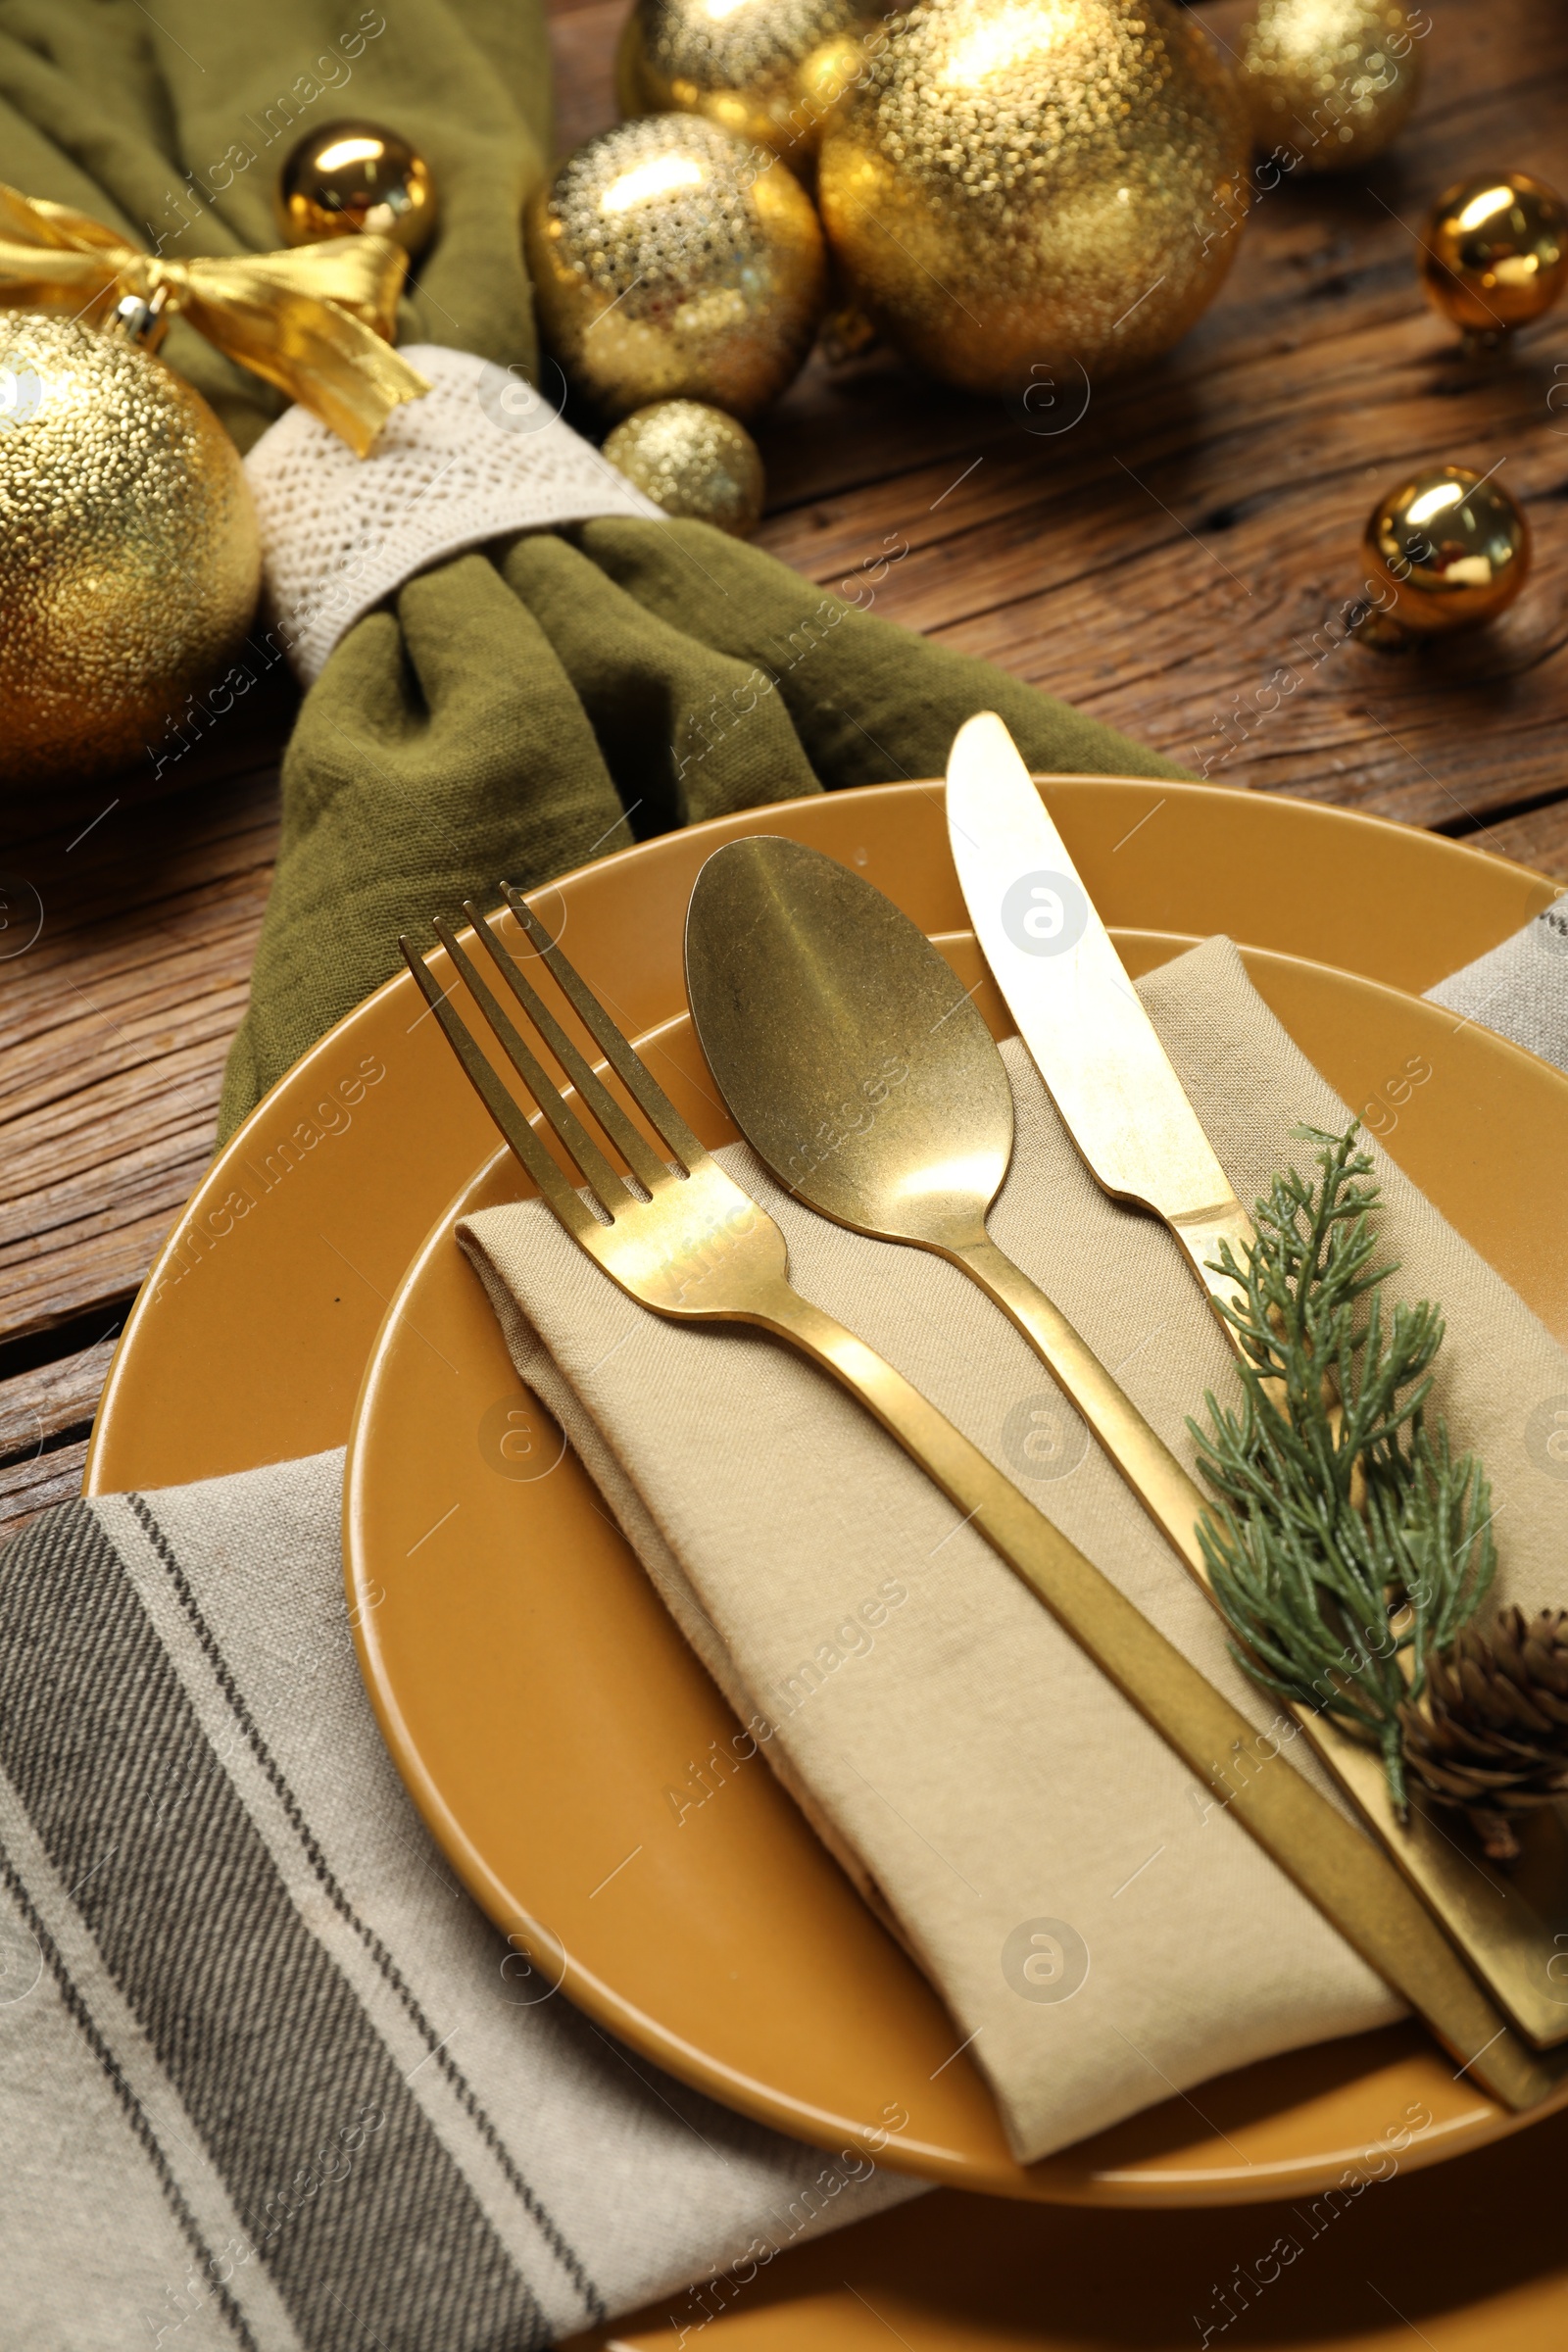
[277,120,437,255]
[1238,0,1423,173]
[523,116,826,421]
[0,318,262,789]
[1362,465,1529,636]
[604,399,765,534]
[616,0,874,172]
[1420,172,1568,345]
[815,0,1252,398]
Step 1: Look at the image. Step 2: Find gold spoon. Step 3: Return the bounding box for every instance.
[683,832,1213,1578]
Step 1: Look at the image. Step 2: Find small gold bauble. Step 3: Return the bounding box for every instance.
[616,0,873,173]
[0,318,262,788]
[277,120,437,255]
[523,116,826,421]
[604,399,765,534]
[1420,172,1568,347]
[816,0,1252,398]
[1238,0,1423,173]
[1362,465,1530,638]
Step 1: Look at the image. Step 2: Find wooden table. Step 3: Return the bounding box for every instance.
[2,0,1564,1546]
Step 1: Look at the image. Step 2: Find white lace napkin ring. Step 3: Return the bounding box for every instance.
[242,343,663,685]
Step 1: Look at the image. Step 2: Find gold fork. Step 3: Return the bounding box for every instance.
[400,883,1561,2112]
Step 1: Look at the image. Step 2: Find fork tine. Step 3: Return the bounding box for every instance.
[500,882,707,1174]
[400,938,596,1238]
[462,901,669,1197]
[431,916,628,1216]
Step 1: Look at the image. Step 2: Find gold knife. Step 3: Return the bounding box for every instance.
[946,710,1568,2056]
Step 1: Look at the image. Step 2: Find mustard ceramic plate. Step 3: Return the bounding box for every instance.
[88,781,1566,2214]
[345,936,1568,2208]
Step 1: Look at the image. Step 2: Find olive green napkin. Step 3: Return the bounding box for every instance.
[0,0,1186,1148]
[0,0,549,445]
[217,518,1186,1131]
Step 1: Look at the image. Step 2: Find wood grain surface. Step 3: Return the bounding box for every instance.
[1,0,1564,1544]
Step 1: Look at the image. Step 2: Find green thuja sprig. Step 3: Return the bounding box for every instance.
[1189,1124,1495,1815]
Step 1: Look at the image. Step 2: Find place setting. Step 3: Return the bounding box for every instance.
[75,731,1568,2347]
[341,705,1568,2216]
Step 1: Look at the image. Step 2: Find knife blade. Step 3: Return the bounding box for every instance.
[946,710,1255,1322]
[946,709,1568,2055]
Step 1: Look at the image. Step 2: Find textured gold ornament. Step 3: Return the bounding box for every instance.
[1361,465,1529,640]
[1420,172,1568,350]
[816,0,1251,397]
[523,116,826,421]
[1238,0,1424,173]
[277,120,438,257]
[0,318,261,787]
[616,0,874,174]
[604,399,765,534]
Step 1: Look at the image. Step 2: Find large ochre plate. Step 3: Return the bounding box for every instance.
[87,783,1568,2254]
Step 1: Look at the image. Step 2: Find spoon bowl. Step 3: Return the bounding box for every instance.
[684,834,1009,1247]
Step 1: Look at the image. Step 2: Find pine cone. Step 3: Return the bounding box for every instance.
[1399,1608,1568,1863]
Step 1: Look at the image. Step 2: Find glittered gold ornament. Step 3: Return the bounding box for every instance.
[1361,465,1529,641]
[1238,0,1424,173]
[815,0,1252,398]
[278,120,437,256]
[616,0,875,174]
[0,317,261,788]
[1420,172,1568,351]
[523,116,826,421]
[604,399,765,533]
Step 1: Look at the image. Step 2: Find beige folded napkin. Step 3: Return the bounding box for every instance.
[459,937,1568,2166]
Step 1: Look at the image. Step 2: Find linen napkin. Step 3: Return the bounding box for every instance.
[0,1452,913,2351]
[461,936,1568,2168]
[1427,899,1568,1077]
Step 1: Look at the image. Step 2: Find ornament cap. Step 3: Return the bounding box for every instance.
[105,281,172,352]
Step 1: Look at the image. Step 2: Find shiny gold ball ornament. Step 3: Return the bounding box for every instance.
[0,318,262,789]
[1420,172,1568,350]
[524,116,826,421]
[616,0,874,172]
[277,120,438,256]
[1238,0,1424,173]
[815,0,1252,398]
[1362,465,1530,639]
[604,399,765,534]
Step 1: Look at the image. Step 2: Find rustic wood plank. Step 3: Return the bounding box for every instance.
[752,0,1568,823]
[549,0,621,160]
[0,1440,90,1551]
[0,1340,120,1464]
[0,761,280,1349]
[1469,798,1568,883]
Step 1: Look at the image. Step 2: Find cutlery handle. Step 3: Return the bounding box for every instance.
[751,1276,1562,2113]
[947,1232,1211,1580]
[1167,1198,1257,1329]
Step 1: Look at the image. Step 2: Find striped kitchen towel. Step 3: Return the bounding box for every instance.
[0,1450,912,2351]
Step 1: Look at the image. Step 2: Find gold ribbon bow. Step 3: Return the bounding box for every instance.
[0,181,429,456]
